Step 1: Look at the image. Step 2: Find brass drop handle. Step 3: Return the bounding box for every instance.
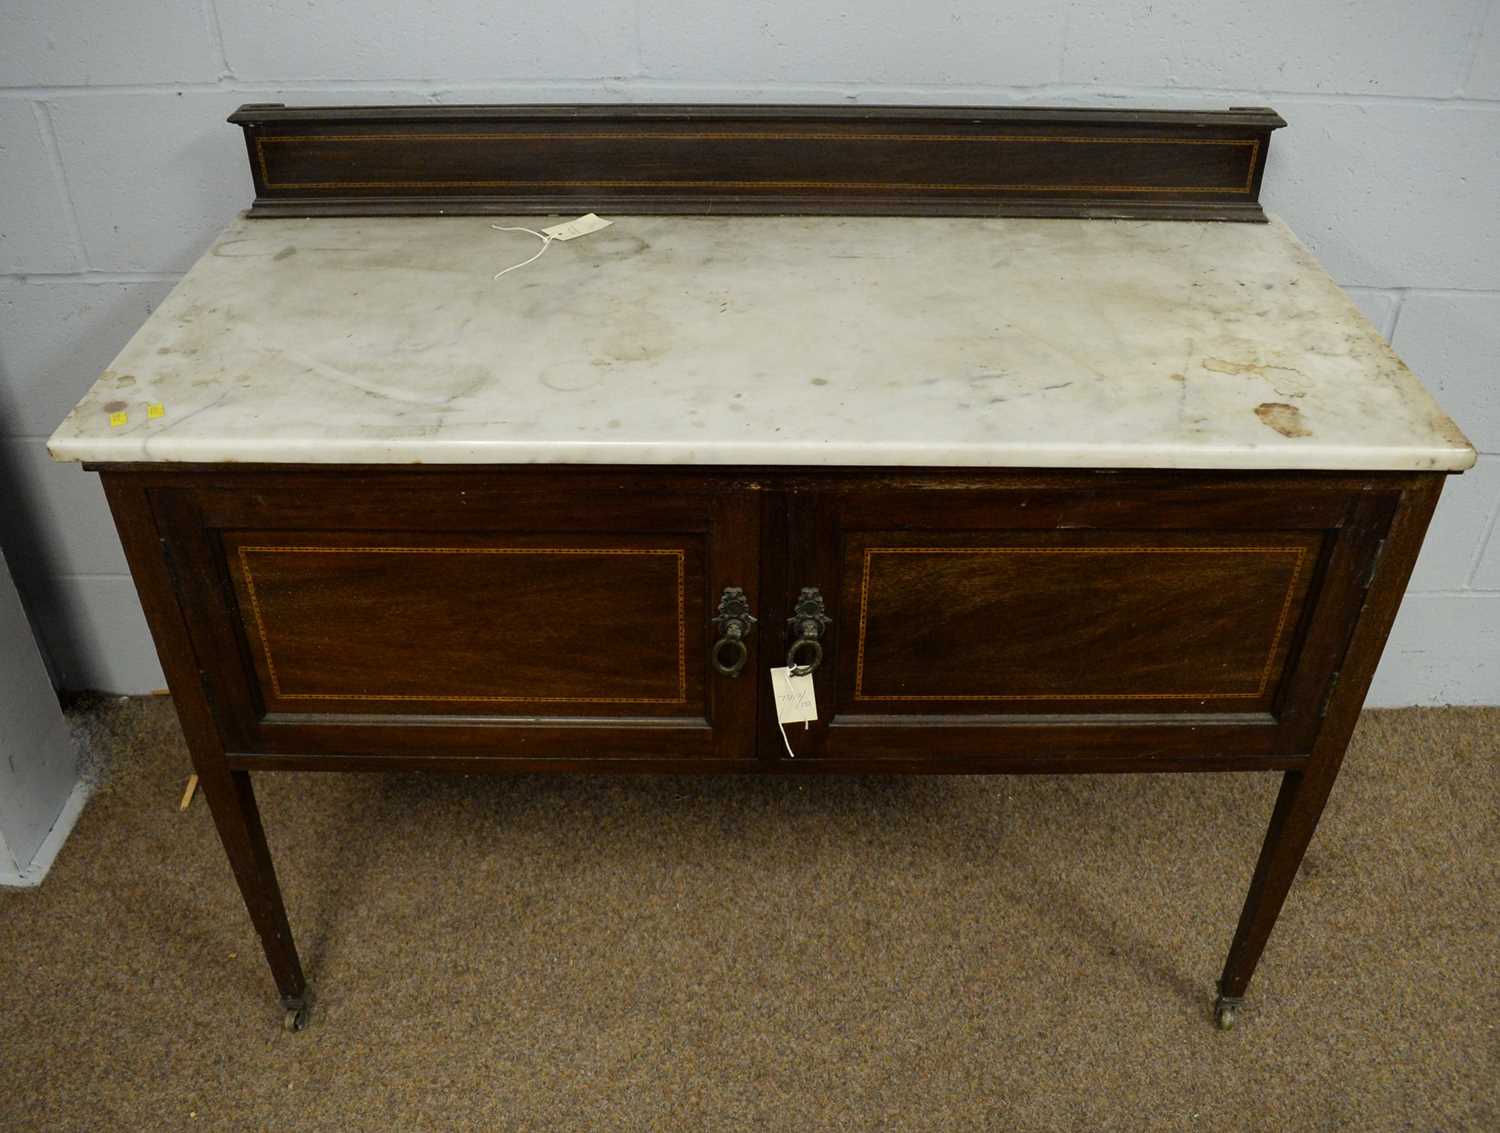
[711,587,756,678]
[786,587,832,676]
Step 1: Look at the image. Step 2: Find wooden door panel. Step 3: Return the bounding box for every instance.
[842,531,1320,714]
[794,480,1395,766]
[149,471,760,766]
[224,532,700,717]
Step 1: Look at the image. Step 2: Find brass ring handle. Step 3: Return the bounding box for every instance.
[712,635,749,678]
[785,586,831,677]
[786,636,823,677]
[711,587,756,679]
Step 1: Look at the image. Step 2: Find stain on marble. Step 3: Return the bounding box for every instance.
[211,238,289,259]
[602,341,664,364]
[540,366,603,393]
[1427,412,1474,450]
[1255,402,1311,438]
[1203,357,1303,379]
[587,233,650,259]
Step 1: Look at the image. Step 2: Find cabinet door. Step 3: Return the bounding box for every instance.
[776,476,1396,770]
[148,470,760,769]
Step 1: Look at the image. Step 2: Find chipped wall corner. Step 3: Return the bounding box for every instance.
[0,551,89,888]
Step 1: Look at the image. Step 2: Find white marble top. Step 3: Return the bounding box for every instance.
[48,213,1474,471]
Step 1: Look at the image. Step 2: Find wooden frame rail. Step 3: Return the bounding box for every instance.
[229,103,1285,221]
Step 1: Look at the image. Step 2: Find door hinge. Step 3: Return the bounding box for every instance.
[1360,538,1387,590]
[1318,670,1341,719]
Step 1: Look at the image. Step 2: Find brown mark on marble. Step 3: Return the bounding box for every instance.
[1203,357,1303,379]
[103,400,128,413]
[1427,412,1474,454]
[114,374,136,387]
[273,246,297,261]
[541,367,602,393]
[603,340,664,364]
[589,233,650,258]
[1255,402,1311,438]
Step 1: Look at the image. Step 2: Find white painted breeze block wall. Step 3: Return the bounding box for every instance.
[1,1,1497,704]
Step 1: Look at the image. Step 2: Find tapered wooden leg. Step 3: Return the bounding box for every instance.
[197,767,307,1014]
[1210,481,1446,1030]
[102,478,311,1028]
[1215,768,1335,1026]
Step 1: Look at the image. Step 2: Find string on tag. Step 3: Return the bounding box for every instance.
[492,214,612,280]
[491,225,554,279]
[770,665,816,758]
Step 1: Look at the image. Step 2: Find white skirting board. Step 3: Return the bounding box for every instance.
[0,780,91,888]
[1,549,86,887]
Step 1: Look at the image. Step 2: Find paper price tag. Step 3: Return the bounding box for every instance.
[541,213,612,242]
[770,666,818,725]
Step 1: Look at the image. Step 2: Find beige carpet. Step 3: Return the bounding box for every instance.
[0,697,1495,1131]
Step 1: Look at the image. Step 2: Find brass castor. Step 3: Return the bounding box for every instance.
[1214,994,1243,1031]
[281,996,310,1033]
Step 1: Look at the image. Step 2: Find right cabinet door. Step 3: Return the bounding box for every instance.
[781,474,1401,770]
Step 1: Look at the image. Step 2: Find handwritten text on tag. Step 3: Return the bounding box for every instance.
[770,666,817,725]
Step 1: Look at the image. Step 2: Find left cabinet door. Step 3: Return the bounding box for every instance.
[134,469,761,770]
